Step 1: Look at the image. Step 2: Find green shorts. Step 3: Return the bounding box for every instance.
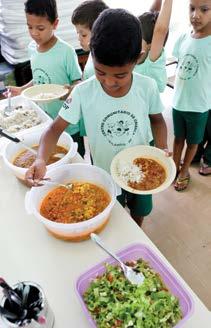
[117,190,153,217]
[173,109,209,144]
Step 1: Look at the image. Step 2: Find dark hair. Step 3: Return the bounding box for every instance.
[90,8,142,66]
[24,0,58,24]
[71,0,108,30]
[138,11,169,46]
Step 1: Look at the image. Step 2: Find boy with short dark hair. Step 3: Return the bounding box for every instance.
[25,8,169,226]
[7,0,85,155]
[71,0,108,79]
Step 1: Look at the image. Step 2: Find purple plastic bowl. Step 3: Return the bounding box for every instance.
[75,243,194,327]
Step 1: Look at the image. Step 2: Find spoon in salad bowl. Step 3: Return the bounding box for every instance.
[90,233,145,286]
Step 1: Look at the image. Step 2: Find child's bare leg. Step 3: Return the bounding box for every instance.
[173,137,185,172]
[179,144,198,177]
[131,215,144,227]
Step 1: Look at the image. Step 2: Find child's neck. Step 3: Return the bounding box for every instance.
[37,35,57,52]
[191,25,211,39]
[101,78,133,98]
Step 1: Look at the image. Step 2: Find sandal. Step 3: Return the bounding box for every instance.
[174,174,190,191]
[199,163,211,176]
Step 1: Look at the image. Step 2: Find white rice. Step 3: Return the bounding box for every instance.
[117,160,145,184]
[33,92,60,100]
[0,105,42,133]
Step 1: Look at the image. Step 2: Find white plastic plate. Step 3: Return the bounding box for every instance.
[110,145,176,195]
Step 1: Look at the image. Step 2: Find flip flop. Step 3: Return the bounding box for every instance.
[174,174,190,191]
[199,163,211,176]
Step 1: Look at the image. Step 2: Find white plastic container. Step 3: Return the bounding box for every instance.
[0,95,52,150]
[0,95,52,133]
[25,164,117,241]
[1,128,77,181]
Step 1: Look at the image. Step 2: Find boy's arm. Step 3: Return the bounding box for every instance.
[25,116,69,186]
[149,0,173,62]
[149,113,168,150]
[150,0,162,12]
[61,79,82,100]
[36,116,69,163]
[6,80,33,97]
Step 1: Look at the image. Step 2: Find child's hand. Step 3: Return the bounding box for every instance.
[59,84,73,101]
[163,148,172,157]
[25,159,47,187]
[4,86,22,97]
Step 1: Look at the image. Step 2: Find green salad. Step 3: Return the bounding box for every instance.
[83,259,182,328]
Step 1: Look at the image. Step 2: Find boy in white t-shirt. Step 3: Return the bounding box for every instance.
[25,9,169,227]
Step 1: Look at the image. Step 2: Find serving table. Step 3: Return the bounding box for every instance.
[0,155,211,327]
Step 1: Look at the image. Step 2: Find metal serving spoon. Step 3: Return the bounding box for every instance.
[41,179,72,190]
[90,233,145,286]
[4,90,14,117]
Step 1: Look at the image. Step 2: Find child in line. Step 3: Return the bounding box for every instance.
[71,0,109,151]
[25,8,169,227]
[7,0,85,156]
[72,0,172,93]
[71,0,108,80]
[194,110,211,175]
[135,0,173,92]
[173,0,211,191]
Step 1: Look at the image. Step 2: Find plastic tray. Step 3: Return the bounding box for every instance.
[76,243,194,327]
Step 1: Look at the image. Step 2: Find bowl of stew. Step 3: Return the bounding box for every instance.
[1,128,77,182]
[25,163,117,241]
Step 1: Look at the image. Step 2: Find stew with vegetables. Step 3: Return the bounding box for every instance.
[40,182,110,223]
[128,157,166,190]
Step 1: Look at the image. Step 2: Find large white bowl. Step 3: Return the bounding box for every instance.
[1,128,77,181]
[111,145,176,195]
[25,164,117,241]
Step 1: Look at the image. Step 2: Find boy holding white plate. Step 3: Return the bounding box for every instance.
[25,9,169,227]
[6,0,85,156]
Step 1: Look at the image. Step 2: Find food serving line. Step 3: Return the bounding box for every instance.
[0,151,211,327]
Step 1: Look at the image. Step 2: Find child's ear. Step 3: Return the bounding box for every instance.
[53,18,59,30]
[136,51,146,64]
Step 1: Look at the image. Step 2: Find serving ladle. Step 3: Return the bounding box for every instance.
[90,233,145,286]
[0,129,66,158]
[0,129,37,154]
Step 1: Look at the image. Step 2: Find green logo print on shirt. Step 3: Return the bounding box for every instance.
[101,110,138,147]
[178,54,199,81]
[33,68,51,84]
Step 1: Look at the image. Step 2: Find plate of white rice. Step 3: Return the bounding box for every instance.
[22,84,69,103]
[110,145,176,195]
